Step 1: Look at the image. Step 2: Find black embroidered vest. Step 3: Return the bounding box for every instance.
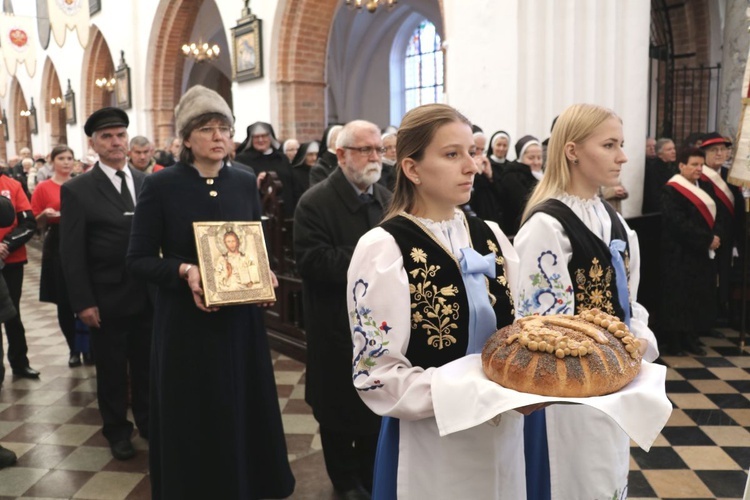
[525,199,631,320]
[380,214,515,369]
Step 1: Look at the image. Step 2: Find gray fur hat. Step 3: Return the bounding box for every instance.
[174,85,233,136]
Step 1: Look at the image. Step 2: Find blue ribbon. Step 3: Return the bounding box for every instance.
[609,239,631,328]
[459,248,498,354]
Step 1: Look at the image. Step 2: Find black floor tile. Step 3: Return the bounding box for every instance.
[682,409,738,426]
[626,470,656,498]
[695,470,748,498]
[712,346,750,356]
[706,393,750,409]
[727,379,750,392]
[694,356,734,367]
[665,380,699,393]
[722,446,750,469]
[630,447,688,469]
[659,426,715,446]
[673,368,718,380]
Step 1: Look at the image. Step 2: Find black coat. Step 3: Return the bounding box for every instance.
[642,158,677,214]
[59,164,150,320]
[711,167,746,304]
[660,182,718,333]
[235,147,295,216]
[0,196,16,323]
[294,168,391,433]
[309,150,338,187]
[127,163,295,499]
[498,160,539,235]
[470,172,503,224]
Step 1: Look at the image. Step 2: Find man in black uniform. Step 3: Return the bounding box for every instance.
[60,108,152,460]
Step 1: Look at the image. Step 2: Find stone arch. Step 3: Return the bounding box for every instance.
[147,0,231,149]
[274,0,443,141]
[10,78,31,154]
[41,57,67,146]
[81,25,116,120]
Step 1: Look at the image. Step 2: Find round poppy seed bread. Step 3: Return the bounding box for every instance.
[481,309,642,398]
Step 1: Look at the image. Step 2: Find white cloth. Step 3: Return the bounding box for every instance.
[347,209,525,499]
[513,193,668,499]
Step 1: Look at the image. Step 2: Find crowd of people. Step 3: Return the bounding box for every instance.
[0,85,738,499]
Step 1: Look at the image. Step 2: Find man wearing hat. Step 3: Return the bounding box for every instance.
[59,107,152,461]
[700,132,745,328]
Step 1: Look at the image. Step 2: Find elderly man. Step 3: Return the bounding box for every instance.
[60,107,152,461]
[642,138,678,213]
[128,136,162,174]
[645,137,657,159]
[294,120,392,500]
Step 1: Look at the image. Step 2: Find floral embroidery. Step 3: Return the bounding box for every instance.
[575,257,615,314]
[350,279,391,391]
[517,250,573,316]
[486,239,514,315]
[408,247,460,349]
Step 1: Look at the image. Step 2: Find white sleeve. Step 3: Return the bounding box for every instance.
[619,214,660,362]
[512,213,576,318]
[348,227,438,421]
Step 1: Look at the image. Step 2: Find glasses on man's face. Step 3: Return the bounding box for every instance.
[196,126,234,138]
[344,146,387,157]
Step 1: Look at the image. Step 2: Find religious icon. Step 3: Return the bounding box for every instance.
[193,221,275,306]
[232,17,263,82]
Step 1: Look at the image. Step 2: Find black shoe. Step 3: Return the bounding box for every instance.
[335,487,371,500]
[110,440,136,461]
[686,344,707,356]
[12,366,40,379]
[82,352,95,365]
[710,329,726,339]
[0,445,17,469]
[68,353,82,368]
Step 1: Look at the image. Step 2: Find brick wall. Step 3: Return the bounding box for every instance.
[83,27,116,121]
[11,78,30,154]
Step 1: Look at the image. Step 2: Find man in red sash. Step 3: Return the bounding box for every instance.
[700,132,745,329]
[661,148,720,355]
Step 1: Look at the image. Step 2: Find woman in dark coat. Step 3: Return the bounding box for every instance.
[290,140,319,209]
[498,135,543,235]
[660,147,720,355]
[127,86,294,500]
[235,122,295,216]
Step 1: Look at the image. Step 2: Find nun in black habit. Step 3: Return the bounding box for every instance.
[127,86,295,500]
[498,135,543,235]
[235,122,295,216]
[290,141,319,210]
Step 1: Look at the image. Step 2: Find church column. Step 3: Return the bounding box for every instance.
[718,1,750,139]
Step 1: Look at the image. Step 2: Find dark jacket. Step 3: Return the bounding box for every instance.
[60,164,150,320]
[235,147,295,216]
[0,196,16,323]
[498,160,539,235]
[309,150,339,187]
[294,168,391,432]
[642,157,677,214]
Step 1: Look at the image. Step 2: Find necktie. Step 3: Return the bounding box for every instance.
[115,170,135,211]
[359,192,382,228]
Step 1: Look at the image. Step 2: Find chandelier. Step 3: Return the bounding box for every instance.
[96,77,116,92]
[346,0,397,13]
[50,97,65,108]
[182,40,220,62]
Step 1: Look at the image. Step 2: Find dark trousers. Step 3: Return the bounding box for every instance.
[320,425,378,493]
[1,264,29,370]
[90,311,152,444]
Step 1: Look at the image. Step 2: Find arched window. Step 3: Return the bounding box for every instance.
[404,21,443,112]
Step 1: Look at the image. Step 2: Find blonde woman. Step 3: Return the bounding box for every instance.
[513,103,659,499]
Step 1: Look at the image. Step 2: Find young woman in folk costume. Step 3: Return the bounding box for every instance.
[513,103,659,499]
[347,103,536,499]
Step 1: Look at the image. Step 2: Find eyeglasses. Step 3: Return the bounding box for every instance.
[196,126,234,138]
[344,146,387,157]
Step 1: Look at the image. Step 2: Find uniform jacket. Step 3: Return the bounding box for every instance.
[60,163,150,320]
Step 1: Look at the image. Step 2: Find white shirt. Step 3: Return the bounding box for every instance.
[98,162,136,207]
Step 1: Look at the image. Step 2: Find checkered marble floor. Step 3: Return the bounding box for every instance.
[2,243,750,498]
